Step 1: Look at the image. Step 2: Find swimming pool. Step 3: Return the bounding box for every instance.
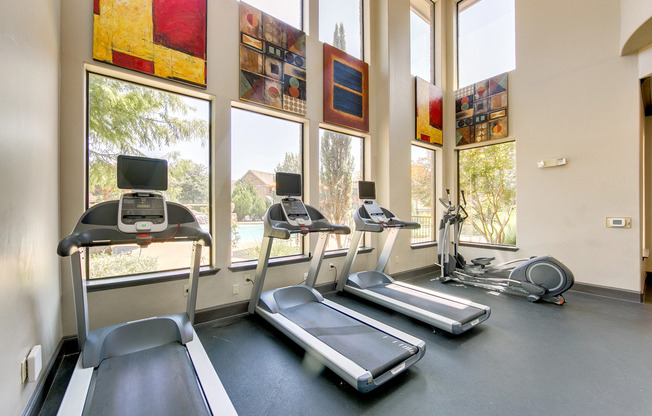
[234,222,264,243]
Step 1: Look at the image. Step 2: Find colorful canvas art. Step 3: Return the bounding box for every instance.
[415,77,443,146]
[323,44,369,132]
[455,72,508,146]
[93,0,207,87]
[239,2,306,115]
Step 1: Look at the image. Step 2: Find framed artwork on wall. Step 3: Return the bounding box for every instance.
[415,77,443,146]
[93,0,207,88]
[455,72,508,146]
[323,43,369,132]
[238,2,307,116]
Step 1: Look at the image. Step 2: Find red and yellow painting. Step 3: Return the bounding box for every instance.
[415,77,443,146]
[93,0,207,87]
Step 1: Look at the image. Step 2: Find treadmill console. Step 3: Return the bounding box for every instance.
[118,192,168,233]
[115,155,169,233]
[363,200,388,223]
[281,198,312,227]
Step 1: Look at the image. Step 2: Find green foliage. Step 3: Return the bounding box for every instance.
[246,238,301,259]
[89,251,159,279]
[333,22,347,51]
[168,155,209,205]
[320,131,355,248]
[458,142,516,245]
[411,152,434,212]
[88,74,208,205]
[232,180,267,220]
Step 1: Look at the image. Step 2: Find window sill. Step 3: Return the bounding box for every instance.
[228,247,374,272]
[459,242,519,252]
[411,241,438,249]
[86,266,220,292]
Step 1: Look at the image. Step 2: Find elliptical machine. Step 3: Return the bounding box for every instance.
[436,189,574,305]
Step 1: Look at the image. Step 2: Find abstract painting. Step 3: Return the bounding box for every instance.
[455,72,508,146]
[415,77,443,146]
[239,2,306,115]
[323,43,369,132]
[93,0,207,87]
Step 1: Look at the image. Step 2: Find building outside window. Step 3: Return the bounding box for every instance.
[411,145,436,244]
[230,108,303,263]
[457,0,515,88]
[457,141,516,245]
[319,129,364,251]
[87,73,211,279]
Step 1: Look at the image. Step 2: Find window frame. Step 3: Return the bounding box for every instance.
[456,0,515,89]
[410,143,437,247]
[84,68,215,283]
[456,139,517,248]
[410,0,435,83]
[318,126,366,253]
[229,105,306,265]
[318,0,365,60]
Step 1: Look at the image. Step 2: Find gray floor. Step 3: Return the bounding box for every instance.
[197,273,652,416]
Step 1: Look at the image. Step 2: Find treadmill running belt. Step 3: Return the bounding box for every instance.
[369,284,486,323]
[279,302,417,378]
[84,342,210,416]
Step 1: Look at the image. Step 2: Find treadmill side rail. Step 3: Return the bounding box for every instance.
[186,330,238,416]
[56,356,93,416]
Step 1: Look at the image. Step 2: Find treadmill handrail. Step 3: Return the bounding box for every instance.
[263,203,351,239]
[58,200,211,256]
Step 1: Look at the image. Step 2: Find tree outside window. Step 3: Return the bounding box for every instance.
[319,129,364,251]
[457,141,516,245]
[87,73,211,278]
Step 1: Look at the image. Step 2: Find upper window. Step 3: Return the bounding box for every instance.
[411,145,436,244]
[319,129,364,251]
[457,141,516,245]
[87,73,211,279]
[319,0,363,60]
[231,108,303,263]
[457,0,515,88]
[241,0,303,29]
[410,1,434,82]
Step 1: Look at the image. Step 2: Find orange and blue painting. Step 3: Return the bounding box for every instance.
[415,77,443,146]
[323,43,369,132]
[93,0,207,87]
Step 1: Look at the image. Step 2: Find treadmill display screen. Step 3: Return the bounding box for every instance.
[358,181,376,200]
[282,199,308,216]
[276,172,302,197]
[117,155,168,191]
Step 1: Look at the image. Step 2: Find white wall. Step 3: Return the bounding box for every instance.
[620,0,652,55]
[0,0,62,414]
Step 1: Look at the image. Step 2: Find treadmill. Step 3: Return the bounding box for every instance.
[336,181,491,335]
[57,156,237,416]
[248,173,425,393]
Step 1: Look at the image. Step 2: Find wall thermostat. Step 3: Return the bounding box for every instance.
[606,217,631,228]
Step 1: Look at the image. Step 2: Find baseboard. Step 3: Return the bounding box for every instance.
[22,336,77,416]
[195,281,338,324]
[570,282,643,303]
[391,264,439,281]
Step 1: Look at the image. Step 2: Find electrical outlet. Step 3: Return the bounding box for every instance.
[183,284,189,297]
[232,284,239,295]
[395,255,400,263]
[303,272,308,280]
[329,263,335,269]
[243,274,253,285]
